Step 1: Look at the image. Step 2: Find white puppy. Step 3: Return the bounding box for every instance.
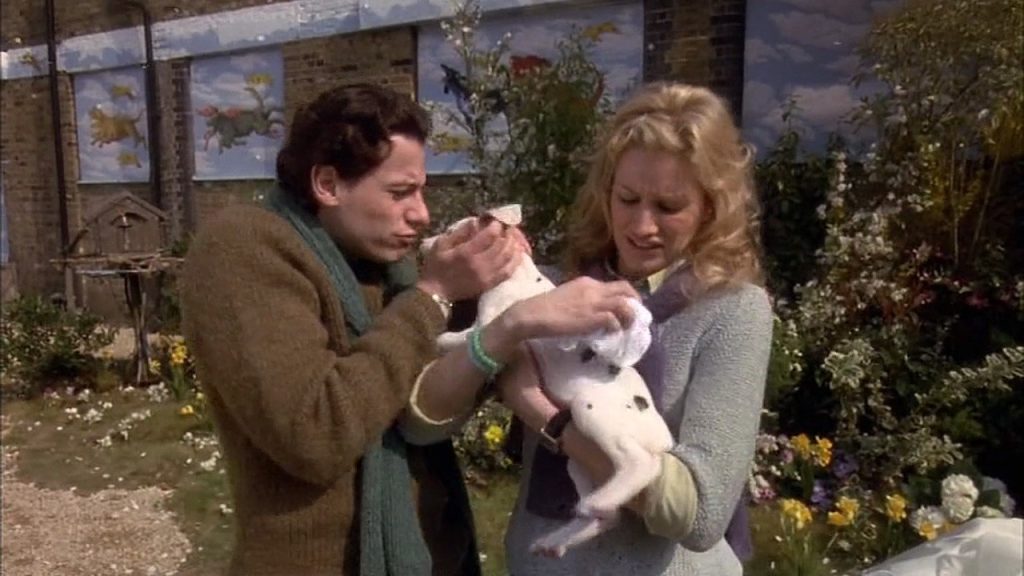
[427,205,674,558]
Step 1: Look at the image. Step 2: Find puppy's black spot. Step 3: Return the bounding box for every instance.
[608,365,621,376]
[633,396,650,411]
[586,403,593,410]
[580,348,596,363]
[536,277,544,282]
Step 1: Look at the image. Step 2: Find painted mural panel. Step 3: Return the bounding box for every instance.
[418,1,643,173]
[190,49,286,181]
[361,0,562,29]
[0,46,50,80]
[153,3,301,60]
[59,27,146,73]
[74,67,150,184]
[742,0,903,154]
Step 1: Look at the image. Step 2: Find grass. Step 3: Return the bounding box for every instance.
[467,472,519,576]
[0,385,525,576]
[1,384,803,576]
[2,387,235,575]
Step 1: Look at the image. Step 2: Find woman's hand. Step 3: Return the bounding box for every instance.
[501,277,640,342]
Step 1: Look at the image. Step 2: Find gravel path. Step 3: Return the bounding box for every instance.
[1,416,192,576]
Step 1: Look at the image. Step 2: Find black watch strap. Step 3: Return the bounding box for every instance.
[538,408,572,454]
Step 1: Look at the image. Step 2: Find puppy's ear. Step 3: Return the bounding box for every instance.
[420,233,441,253]
[484,204,522,227]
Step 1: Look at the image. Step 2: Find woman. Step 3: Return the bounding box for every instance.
[498,82,773,575]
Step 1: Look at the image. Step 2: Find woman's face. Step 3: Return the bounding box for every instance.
[609,147,707,280]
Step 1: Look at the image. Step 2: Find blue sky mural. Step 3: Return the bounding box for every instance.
[742,0,904,154]
[362,0,562,29]
[418,0,643,173]
[190,49,286,181]
[73,67,150,184]
[59,27,145,72]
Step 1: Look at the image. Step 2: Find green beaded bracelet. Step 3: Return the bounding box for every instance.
[468,325,504,378]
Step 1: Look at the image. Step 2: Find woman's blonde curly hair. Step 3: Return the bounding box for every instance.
[564,82,764,292]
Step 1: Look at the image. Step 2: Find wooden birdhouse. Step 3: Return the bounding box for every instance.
[78,192,167,256]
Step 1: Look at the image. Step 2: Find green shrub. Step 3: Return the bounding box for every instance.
[0,296,115,395]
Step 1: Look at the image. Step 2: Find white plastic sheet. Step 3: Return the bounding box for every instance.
[864,518,1023,576]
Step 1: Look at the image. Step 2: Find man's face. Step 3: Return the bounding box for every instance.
[314,135,430,263]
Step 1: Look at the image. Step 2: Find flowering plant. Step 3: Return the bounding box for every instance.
[453,400,517,478]
[148,336,209,429]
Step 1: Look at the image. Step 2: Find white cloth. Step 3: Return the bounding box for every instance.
[864,518,1023,576]
[551,298,653,367]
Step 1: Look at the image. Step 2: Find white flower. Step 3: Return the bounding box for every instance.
[910,505,948,531]
[1000,493,1016,517]
[982,477,1017,517]
[83,408,104,424]
[199,450,221,472]
[943,495,975,523]
[975,506,1005,519]
[942,474,979,503]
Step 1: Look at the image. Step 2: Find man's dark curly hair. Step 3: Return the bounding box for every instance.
[275,83,431,209]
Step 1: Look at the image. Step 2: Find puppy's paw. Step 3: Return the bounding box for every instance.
[530,537,568,559]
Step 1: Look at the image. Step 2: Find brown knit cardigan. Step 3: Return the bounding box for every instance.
[181,205,472,575]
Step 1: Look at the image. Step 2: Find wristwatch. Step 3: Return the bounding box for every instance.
[538,408,573,455]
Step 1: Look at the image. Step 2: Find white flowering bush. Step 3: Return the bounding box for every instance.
[766,0,1024,503]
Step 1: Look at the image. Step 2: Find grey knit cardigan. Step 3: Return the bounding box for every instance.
[505,282,773,576]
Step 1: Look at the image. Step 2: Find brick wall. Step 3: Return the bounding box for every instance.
[1,0,745,317]
[645,0,747,119]
[0,75,81,296]
[1,0,418,317]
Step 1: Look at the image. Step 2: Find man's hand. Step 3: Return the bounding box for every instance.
[417,218,524,302]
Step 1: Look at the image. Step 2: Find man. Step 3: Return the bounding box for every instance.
[181,83,521,575]
[182,83,636,575]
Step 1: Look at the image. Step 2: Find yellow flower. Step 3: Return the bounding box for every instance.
[828,496,859,527]
[885,494,908,522]
[791,434,813,459]
[483,424,505,450]
[170,343,188,366]
[179,405,195,417]
[780,498,813,530]
[811,437,833,467]
[836,496,860,518]
[148,359,162,374]
[828,511,854,527]
[918,521,938,540]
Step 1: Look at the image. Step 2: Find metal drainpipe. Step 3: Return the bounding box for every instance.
[45,0,74,306]
[120,0,163,211]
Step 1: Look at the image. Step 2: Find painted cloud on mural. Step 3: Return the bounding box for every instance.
[742,0,904,154]
[190,49,286,180]
[59,27,146,72]
[74,67,150,184]
[418,1,642,173]
[361,0,564,29]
